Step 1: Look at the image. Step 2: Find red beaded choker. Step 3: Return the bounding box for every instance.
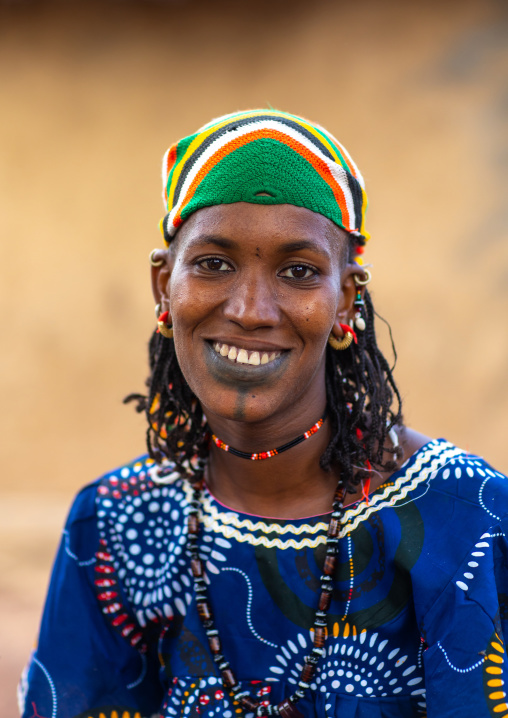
[211,412,327,461]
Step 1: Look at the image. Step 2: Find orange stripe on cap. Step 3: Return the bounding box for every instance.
[163,143,178,204]
[167,110,270,209]
[172,128,352,231]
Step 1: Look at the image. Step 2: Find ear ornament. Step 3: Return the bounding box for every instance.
[354,268,372,286]
[328,323,358,351]
[354,312,366,332]
[353,279,367,332]
[150,249,164,267]
[157,310,174,339]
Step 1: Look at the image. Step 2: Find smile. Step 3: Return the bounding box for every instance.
[212,342,282,366]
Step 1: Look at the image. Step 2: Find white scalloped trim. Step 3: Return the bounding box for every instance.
[182,441,463,549]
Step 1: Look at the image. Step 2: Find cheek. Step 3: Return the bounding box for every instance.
[170,290,198,329]
[173,337,202,397]
[168,269,212,330]
[291,292,338,346]
[167,274,218,394]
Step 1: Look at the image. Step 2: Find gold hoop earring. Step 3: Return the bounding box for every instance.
[354,268,372,286]
[149,249,164,267]
[328,332,353,351]
[157,310,174,339]
[328,323,357,351]
[158,324,174,339]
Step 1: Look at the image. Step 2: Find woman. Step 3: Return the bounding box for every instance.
[19,110,508,718]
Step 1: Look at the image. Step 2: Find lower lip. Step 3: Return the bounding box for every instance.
[202,341,289,386]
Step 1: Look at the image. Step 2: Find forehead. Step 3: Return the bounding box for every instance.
[173,202,351,261]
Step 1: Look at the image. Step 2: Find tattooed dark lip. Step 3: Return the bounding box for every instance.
[202,340,289,386]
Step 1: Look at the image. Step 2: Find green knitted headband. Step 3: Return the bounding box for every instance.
[160,109,369,263]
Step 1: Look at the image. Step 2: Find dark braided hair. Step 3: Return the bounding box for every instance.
[125,237,403,495]
[321,288,403,492]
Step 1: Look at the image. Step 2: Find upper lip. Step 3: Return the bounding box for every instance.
[205,338,290,352]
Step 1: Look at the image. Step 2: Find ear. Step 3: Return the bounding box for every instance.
[331,264,368,337]
[150,248,173,316]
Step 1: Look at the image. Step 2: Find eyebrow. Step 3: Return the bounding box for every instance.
[187,234,331,259]
[276,240,331,260]
[186,234,236,250]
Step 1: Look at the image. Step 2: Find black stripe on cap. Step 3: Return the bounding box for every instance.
[171,113,338,208]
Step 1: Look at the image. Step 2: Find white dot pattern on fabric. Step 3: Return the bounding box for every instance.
[97,459,194,624]
[437,641,485,674]
[456,531,497,593]
[266,627,423,698]
[93,444,505,714]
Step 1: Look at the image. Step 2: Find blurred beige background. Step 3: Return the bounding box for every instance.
[1,0,507,713]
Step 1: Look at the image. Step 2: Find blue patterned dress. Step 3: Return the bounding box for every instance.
[19,439,508,718]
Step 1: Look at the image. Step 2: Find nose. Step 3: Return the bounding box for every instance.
[222,270,280,330]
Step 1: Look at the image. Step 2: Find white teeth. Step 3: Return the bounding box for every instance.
[213,342,281,366]
[237,348,249,364]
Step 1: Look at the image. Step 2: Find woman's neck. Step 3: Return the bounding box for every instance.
[204,417,430,520]
[205,418,339,518]
[202,392,337,517]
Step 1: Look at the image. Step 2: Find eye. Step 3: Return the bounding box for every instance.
[279,264,317,280]
[198,257,233,272]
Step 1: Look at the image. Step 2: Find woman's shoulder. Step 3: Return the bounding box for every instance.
[340,438,508,547]
[349,437,508,519]
[408,438,508,518]
[67,454,191,527]
[399,439,508,644]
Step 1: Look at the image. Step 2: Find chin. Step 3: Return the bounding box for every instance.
[198,389,284,425]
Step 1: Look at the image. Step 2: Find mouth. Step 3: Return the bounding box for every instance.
[212,342,282,366]
[202,340,289,386]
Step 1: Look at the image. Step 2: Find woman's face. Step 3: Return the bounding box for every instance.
[154,202,359,429]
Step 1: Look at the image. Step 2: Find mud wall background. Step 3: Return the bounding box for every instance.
[1,0,507,713]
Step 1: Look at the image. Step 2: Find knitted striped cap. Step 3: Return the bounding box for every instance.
[160,109,369,252]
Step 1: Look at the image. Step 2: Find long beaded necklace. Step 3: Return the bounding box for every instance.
[210,412,327,461]
[187,468,346,717]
